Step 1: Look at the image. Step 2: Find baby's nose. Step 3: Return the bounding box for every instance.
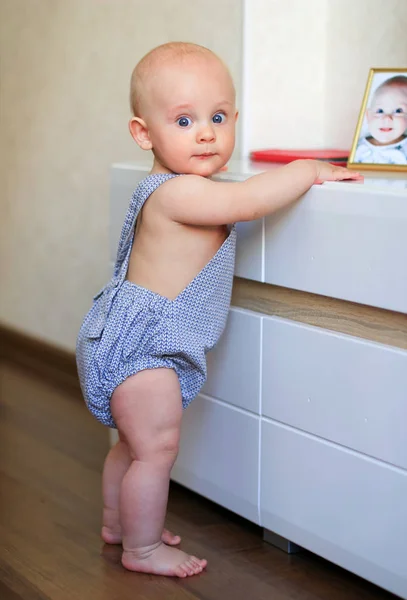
[197,124,215,143]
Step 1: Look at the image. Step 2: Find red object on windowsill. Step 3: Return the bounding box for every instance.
[250,149,349,167]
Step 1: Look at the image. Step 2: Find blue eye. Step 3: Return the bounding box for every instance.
[177,117,192,127]
[376,108,384,114]
[395,108,404,114]
[212,113,225,124]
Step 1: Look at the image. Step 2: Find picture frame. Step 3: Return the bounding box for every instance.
[348,68,407,172]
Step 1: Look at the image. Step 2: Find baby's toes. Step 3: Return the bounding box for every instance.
[185,558,201,574]
[189,557,203,572]
[192,555,207,569]
[177,561,194,577]
[186,560,199,576]
[174,563,189,578]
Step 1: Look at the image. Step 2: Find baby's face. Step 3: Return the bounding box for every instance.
[141,56,237,176]
[366,86,407,145]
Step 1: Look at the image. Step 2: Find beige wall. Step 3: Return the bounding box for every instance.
[324,0,407,148]
[242,0,328,151]
[243,0,407,152]
[0,0,242,351]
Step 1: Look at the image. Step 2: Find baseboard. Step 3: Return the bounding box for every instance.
[0,324,81,395]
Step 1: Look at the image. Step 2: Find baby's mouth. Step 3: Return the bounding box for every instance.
[379,127,393,132]
[194,152,216,159]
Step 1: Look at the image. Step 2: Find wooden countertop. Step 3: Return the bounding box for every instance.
[232,277,407,350]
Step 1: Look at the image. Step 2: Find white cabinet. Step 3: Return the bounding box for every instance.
[172,394,260,524]
[260,420,407,599]
[110,163,407,599]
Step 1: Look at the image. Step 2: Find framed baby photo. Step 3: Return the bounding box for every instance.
[348,68,407,172]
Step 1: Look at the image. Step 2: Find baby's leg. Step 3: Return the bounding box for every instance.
[111,368,206,577]
[101,436,181,546]
[101,436,131,543]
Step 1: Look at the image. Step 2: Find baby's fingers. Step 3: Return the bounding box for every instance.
[334,168,363,181]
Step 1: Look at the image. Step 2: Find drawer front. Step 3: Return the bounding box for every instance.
[264,186,407,312]
[235,220,263,282]
[262,317,407,469]
[172,395,260,523]
[203,308,262,413]
[261,420,407,599]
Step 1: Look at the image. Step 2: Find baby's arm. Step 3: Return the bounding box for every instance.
[158,160,362,226]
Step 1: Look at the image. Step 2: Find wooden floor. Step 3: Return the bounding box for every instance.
[0,360,396,600]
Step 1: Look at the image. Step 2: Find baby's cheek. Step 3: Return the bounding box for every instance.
[367,118,380,132]
[366,110,375,124]
[392,117,407,135]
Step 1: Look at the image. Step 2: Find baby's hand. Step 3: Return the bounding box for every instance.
[312,161,363,184]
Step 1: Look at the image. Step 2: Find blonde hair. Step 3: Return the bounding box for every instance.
[129,42,230,117]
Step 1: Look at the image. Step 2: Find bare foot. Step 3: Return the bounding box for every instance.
[122,542,207,577]
[102,526,181,546]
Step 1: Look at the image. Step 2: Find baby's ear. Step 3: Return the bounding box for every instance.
[129,118,152,150]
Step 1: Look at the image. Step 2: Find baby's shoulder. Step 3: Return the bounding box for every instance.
[153,174,212,203]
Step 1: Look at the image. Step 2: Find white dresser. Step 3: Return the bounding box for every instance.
[110,161,407,598]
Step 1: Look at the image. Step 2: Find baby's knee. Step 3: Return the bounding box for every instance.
[129,429,180,465]
[154,434,180,465]
[150,430,180,461]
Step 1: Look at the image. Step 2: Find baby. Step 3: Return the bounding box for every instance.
[76,42,362,578]
[355,75,407,165]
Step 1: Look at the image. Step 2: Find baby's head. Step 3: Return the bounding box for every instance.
[366,75,407,145]
[129,42,238,177]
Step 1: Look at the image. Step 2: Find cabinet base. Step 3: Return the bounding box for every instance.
[263,529,302,554]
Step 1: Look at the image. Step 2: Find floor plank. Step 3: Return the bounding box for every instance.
[0,361,396,599]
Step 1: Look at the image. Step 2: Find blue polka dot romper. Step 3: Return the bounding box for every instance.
[76,173,237,428]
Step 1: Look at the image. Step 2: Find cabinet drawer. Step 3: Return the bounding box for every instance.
[262,317,407,468]
[172,395,260,523]
[235,220,263,282]
[261,420,407,598]
[264,186,407,312]
[203,308,262,413]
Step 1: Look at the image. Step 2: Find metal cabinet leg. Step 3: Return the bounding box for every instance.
[263,529,302,554]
